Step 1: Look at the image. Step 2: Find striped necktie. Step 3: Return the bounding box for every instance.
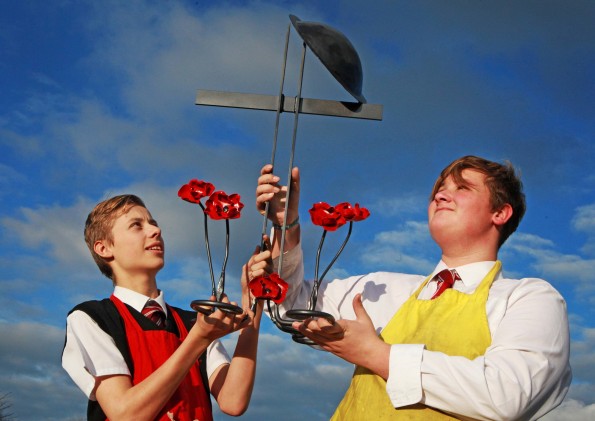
[142,300,166,327]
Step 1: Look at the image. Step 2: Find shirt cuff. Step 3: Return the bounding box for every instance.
[386,343,425,407]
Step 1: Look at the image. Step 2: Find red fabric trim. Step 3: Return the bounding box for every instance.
[110,295,212,421]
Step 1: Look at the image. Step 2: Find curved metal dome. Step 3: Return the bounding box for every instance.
[290,15,366,104]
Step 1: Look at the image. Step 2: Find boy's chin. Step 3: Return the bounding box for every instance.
[148,260,165,273]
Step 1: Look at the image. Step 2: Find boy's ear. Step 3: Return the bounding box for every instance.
[492,203,513,227]
[94,240,113,259]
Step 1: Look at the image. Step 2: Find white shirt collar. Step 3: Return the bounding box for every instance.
[431,260,500,287]
[113,286,168,316]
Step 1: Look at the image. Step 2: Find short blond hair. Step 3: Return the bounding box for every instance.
[84,194,146,280]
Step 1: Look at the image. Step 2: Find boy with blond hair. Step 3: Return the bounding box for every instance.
[63,194,262,420]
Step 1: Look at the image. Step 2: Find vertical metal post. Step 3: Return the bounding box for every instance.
[271,41,308,331]
[260,23,292,249]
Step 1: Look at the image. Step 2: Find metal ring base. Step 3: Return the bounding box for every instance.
[190,299,244,315]
[285,309,335,324]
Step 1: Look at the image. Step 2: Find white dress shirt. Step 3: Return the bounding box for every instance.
[272,242,572,421]
[62,286,230,400]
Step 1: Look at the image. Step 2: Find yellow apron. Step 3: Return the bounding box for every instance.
[331,262,501,420]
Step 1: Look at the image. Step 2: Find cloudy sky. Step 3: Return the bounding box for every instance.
[1,1,594,420]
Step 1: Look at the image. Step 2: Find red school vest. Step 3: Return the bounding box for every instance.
[110,295,213,421]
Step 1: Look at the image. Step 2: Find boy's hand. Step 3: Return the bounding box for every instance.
[243,236,280,308]
[246,236,274,282]
[192,295,251,342]
[292,294,390,379]
[241,248,266,326]
[256,164,300,226]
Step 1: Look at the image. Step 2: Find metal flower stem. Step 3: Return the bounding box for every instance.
[268,300,296,333]
[270,37,308,332]
[199,204,216,297]
[309,221,353,310]
[215,219,230,302]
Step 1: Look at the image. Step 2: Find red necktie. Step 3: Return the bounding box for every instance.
[142,300,166,327]
[431,269,461,300]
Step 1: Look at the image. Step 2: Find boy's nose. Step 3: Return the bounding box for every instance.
[148,225,162,237]
[434,189,451,202]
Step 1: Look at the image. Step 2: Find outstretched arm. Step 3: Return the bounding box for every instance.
[209,250,265,416]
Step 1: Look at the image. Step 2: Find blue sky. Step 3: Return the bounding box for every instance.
[1,1,594,420]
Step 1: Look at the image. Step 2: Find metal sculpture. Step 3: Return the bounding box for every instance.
[195,14,383,343]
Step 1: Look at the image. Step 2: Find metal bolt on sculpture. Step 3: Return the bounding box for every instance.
[195,14,383,343]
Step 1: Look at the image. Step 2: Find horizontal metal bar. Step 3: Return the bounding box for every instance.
[195,90,383,121]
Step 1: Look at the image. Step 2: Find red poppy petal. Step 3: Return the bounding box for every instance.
[248,274,289,304]
[270,274,289,304]
[309,202,335,226]
[178,184,201,204]
[336,202,357,221]
[204,191,244,220]
[179,179,216,204]
[354,206,370,221]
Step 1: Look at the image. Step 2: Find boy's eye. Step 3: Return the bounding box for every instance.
[130,221,142,228]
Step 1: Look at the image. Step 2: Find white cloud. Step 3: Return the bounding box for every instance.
[505,231,595,294]
[540,399,595,421]
[572,204,595,234]
[218,331,352,421]
[84,1,295,123]
[1,197,92,268]
[565,383,595,409]
[361,220,437,274]
[370,193,428,217]
[572,203,595,256]
[0,128,43,157]
[374,221,430,247]
[0,321,85,420]
[56,99,144,172]
[509,232,556,249]
[567,325,595,385]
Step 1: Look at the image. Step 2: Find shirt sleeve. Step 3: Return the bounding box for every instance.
[205,339,231,379]
[386,279,572,420]
[271,239,313,316]
[62,310,131,400]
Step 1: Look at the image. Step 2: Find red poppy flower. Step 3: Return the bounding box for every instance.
[178,179,215,204]
[335,202,370,222]
[204,191,244,220]
[309,202,346,231]
[248,273,289,304]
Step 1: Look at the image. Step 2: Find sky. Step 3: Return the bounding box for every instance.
[1,0,594,419]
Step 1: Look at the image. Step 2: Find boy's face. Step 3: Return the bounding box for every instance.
[428,169,499,250]
[101,205,165,281]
